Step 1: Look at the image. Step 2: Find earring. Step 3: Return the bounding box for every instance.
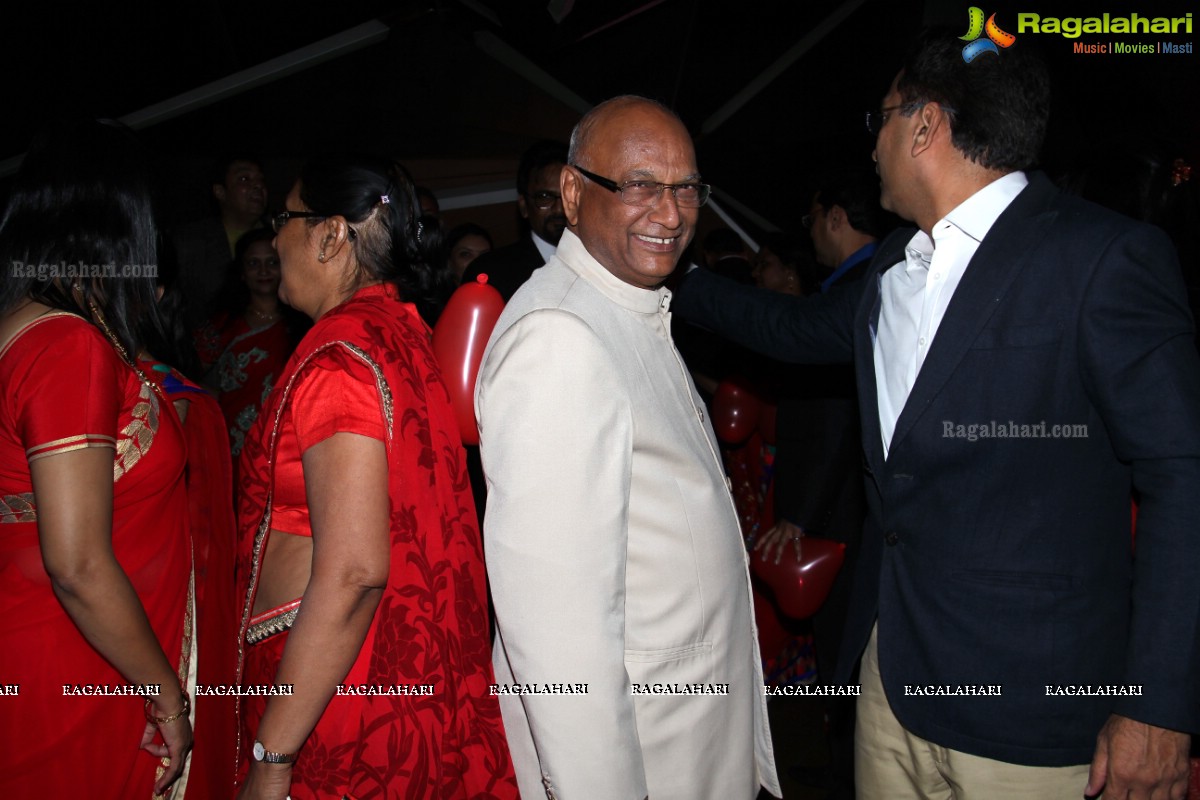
[318,250,326,263]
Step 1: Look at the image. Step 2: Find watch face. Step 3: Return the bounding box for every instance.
[253,741,265,761]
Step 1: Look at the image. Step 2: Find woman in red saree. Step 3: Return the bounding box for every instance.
[195,229,304,461]
[0,121,192,799]
[235,155,516,800]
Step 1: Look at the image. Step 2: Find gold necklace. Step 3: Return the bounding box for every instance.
[86,299,163,398]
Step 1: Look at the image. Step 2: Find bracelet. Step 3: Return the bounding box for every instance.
[144,691,190,725]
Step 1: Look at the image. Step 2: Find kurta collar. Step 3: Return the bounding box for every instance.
[555,229,670,315]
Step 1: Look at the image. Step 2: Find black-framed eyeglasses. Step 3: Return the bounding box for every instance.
[801,207,823,231]
[865,101,956,135]
[527,191,562,211]
[272,210,357,239]
[571,165,711,208]
[272,210,324,233]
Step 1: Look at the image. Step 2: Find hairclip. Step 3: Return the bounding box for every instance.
[380,194,391,204]
[1171,158,1192,187]
[416,219,424,243]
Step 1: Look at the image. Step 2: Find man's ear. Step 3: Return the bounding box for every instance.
[517,193,530,221]
[561,166,583,227]
[826,204,846,232]
[213,183,227,204]
[910,103,944,158]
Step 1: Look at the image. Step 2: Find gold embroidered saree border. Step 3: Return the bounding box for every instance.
[245,599,302,645]
[233,340,393,778]
[0,492,36,523]
[26,434,116,462]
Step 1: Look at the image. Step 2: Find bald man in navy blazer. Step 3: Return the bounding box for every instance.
[674,31,1200,800]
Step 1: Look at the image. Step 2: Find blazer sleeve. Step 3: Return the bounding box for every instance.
[476,308,647,798]
[671,266,861,365]
[1077,222,1200,733]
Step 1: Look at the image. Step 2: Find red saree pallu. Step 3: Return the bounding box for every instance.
[0,314,192,800]
[196,315,294,462]
[234,283,517,799]
[145,360,239,799]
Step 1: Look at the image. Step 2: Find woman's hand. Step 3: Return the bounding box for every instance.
[140,702,193,796]
[754,519,805,564]
[236,761,293,800]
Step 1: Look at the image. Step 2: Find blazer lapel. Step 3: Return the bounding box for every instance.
[886,175,1060,456]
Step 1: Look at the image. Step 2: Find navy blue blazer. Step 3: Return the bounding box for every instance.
[673,173,1200,766]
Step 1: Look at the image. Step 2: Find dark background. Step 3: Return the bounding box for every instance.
[4,0,1197,243]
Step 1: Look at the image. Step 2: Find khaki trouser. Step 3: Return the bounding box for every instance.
[855,624,1091,799]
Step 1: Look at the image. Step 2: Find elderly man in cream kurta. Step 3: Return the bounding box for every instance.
[475,96,779,800]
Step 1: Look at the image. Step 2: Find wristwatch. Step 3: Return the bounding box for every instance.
[252,740,298,764]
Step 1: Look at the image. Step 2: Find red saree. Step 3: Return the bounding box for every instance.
[144,360,239,799]
[235,283,517,799]
[0,314,192,800]
[196,315,293,460]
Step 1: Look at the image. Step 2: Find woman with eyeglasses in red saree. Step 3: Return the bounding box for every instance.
[234,154,515,800]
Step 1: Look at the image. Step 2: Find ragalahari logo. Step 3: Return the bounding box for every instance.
[960,7,1017,62]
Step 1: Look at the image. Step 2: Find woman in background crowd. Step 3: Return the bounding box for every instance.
[445,222,493,284]
[196,229,305,459]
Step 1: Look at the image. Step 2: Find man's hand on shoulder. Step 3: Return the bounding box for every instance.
[1086,714,1189,799]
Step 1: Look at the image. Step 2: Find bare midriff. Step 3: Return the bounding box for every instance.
[252,529,313,615]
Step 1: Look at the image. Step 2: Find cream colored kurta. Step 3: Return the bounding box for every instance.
[475,230,779,800]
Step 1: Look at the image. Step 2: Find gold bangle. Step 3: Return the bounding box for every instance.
[145,691,190,725]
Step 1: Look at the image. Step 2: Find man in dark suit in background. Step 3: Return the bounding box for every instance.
[462,139,568,301]
[675,30,1199,799]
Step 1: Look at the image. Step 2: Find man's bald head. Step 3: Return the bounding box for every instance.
[561,95,699,290]
[568,96,686,171]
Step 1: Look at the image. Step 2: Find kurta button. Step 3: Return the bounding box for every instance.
[697,407,704,422]
[885,530,900,546]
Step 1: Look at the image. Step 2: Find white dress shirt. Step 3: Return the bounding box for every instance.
[531,230,557,264]
[874,171,1028,457]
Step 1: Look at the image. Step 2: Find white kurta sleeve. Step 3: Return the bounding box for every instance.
[476,308,646,799]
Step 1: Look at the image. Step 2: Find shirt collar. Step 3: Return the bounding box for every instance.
[942,170,1028,243]
[554,229,670,315]
[903,171,1028,268]
[531,230,557,264]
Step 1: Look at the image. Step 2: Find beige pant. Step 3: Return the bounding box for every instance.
[855,624,1091,799]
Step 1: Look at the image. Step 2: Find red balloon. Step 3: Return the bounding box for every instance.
[711,380,762,444]
[432,274,505,445]
[751,536,846,620]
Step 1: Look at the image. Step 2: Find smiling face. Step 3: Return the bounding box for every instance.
[564,102,699,290]
[241,240,281,300]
